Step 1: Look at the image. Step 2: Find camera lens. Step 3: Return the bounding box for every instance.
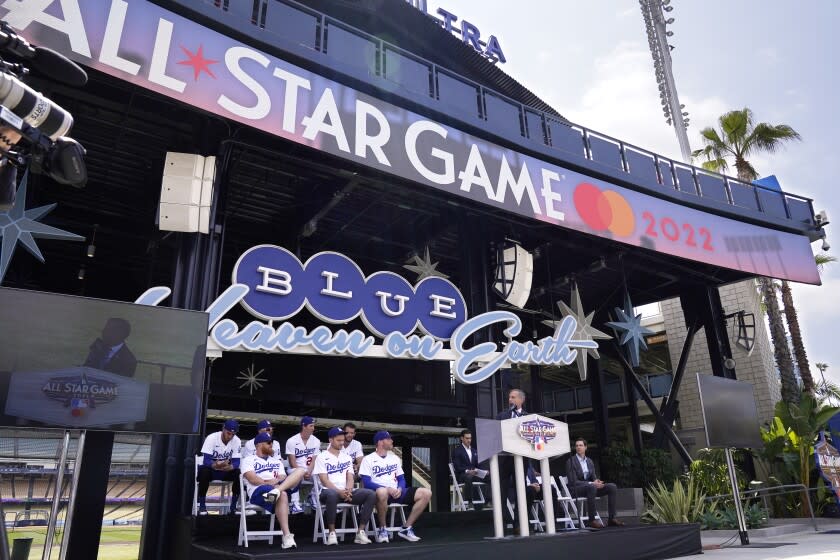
[0,72,73,140]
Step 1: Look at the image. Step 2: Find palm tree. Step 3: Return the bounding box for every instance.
[779,254,836,394]
[692,108,802,404]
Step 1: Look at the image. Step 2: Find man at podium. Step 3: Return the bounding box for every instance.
[495,388,529,531]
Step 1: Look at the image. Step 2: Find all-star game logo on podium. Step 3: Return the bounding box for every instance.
[42,372,119,418]
[518,418,557,451]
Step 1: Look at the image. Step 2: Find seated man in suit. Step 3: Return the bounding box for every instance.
[452,429,487,510]
[565,438,623,528]
[506,464,542,527]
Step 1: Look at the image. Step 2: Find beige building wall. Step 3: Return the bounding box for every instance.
[659,280,779,456]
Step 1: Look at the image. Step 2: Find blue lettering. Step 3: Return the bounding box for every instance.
[484,35,506,63]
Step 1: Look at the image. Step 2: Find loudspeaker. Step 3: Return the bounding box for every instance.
[492,242,533,308]
[159,153,214,233]
[159,203,200,232]
[160,176,202,205]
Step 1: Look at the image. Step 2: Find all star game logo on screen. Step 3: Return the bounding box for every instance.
[42,372,119,417]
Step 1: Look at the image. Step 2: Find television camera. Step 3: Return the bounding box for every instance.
[0,20,88,210]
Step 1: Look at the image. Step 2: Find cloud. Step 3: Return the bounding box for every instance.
[544,41,728,162]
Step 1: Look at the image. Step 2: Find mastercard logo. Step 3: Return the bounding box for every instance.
[573,183,635,237]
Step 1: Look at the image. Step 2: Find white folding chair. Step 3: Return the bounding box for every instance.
[311,477,359,544]
[547,477,579,530]
[558,476,601,528]
[367,499,407,538]
[505,496,544,533]
[192,455,232,515]
[448,462,487,511]
[237,476,284,548]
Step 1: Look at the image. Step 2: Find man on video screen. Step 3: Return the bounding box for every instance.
[83,318,137,377]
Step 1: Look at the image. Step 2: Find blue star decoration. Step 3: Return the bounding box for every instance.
[605,291,655,368]
[0,171,84,284]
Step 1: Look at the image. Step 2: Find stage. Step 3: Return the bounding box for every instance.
[188,511,701,560]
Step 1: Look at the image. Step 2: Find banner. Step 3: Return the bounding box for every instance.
[815,431,840,509]
[1,0,820,284]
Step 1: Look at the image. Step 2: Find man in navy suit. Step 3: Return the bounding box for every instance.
[452,429,485,510]
[495,388,529,531]
[565,438,623,528]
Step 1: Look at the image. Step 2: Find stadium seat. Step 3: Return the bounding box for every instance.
[237,476,284,548]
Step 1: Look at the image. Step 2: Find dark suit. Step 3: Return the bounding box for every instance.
[452,444,484,507]
[566,454,617,520]
[496,408,527,525]
[84,339,137,377]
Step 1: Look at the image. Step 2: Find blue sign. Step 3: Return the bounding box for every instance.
[232,245,467,340]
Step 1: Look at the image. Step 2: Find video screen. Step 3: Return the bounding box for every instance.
[0,288,208,434]
[697,374,764,449]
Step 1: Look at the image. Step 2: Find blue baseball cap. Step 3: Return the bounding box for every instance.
[373,431,392,444]
[328,427,344,438]
[300,416,315,427]
[257,419,272,430]
[254,432,272,444]
[223,419,239,433]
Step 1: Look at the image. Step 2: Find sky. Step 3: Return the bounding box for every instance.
[426,0,840,387]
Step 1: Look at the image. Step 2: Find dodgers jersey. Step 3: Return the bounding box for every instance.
[242,438,282,459]
[240,453,285,496]
[285,433,321,469]
[343,439,363,462]
[313,449,354,490]
[359,451,403,489]
[200,431,242,462]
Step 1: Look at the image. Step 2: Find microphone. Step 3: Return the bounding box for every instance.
[32,46,88,87]
[0,25,87,87]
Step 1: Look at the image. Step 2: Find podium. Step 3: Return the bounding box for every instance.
[476,415,570,538]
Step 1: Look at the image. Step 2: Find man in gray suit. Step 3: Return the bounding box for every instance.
[565,438,623,528]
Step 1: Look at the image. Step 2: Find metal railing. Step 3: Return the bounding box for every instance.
[705,483,818,532]
[187,0,816,227]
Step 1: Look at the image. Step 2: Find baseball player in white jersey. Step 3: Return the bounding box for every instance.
[240,432,304,549]
[196,419,242,515]
[360,431,432,543]
[242,419,282,458]
[342,422,364,476]
[285,416,321,514]
[312,427,375,545]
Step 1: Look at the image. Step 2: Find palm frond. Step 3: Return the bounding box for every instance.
[746,123,802,155]
[815,253,836,271]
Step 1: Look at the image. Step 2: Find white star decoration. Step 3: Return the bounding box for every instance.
[0,172,84,283]
[606,291,655,368]
[236,363,266,395]
[542,285,611,380]
[403,246,448,280]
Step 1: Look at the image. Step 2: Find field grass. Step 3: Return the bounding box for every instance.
[6,526,141,560]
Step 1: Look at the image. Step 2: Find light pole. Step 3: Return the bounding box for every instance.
[640,0,692,162]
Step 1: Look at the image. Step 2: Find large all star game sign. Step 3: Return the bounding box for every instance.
[200,245,598,385]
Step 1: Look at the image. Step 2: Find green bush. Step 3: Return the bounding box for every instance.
[689,448,747,497]
[699,503,769,530]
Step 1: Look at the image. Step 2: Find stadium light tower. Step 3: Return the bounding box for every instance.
[640,0,692,162]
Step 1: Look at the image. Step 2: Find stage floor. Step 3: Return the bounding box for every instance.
[189,511,701,560]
